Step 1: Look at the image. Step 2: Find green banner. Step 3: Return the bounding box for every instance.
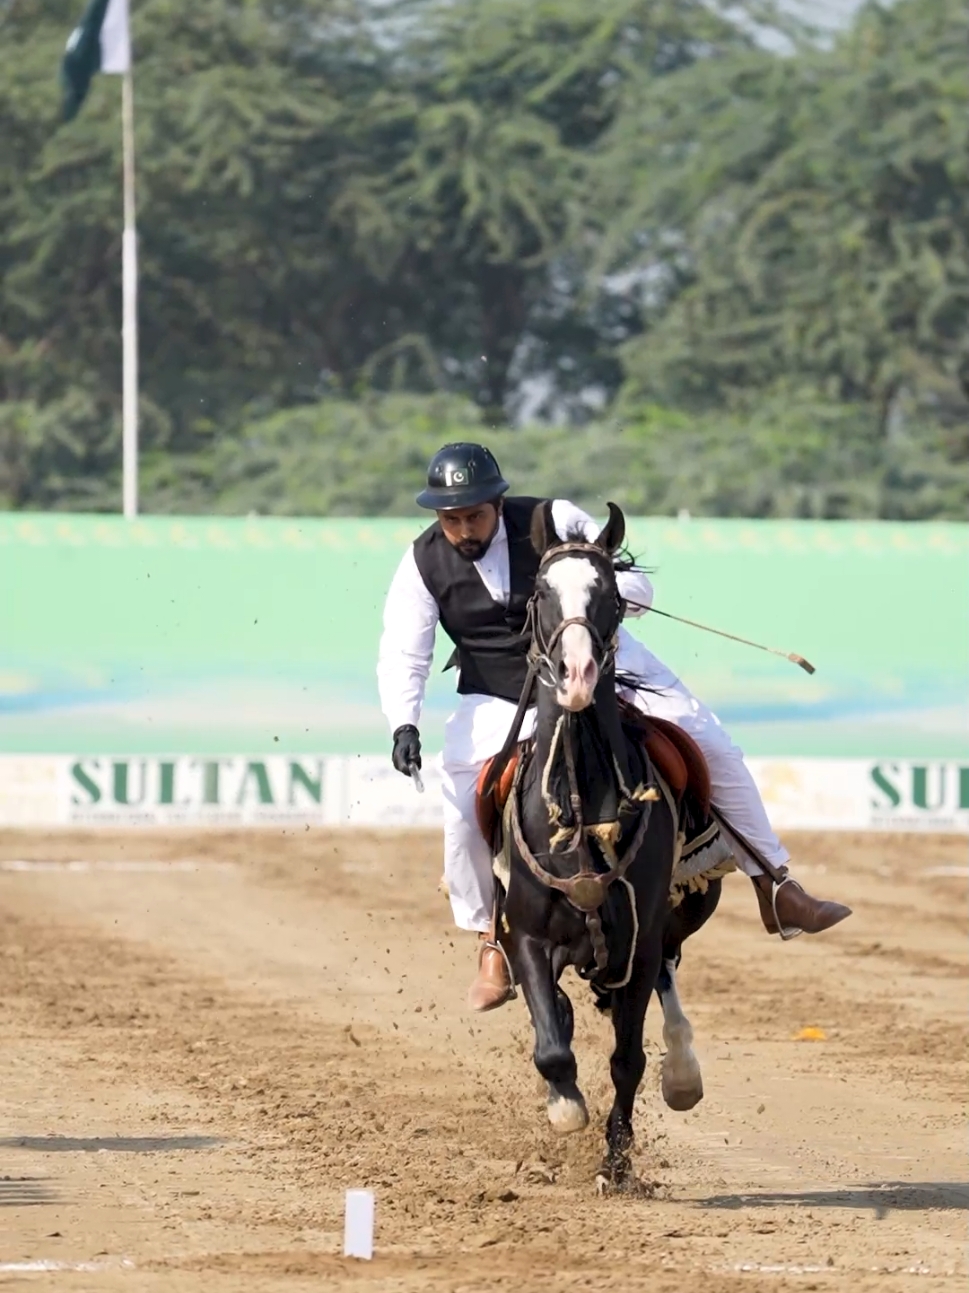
[0,513,965,758]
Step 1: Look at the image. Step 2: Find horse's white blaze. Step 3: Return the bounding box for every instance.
[658,959,704,1111]
[544,556,600,710]
[547,1091,590,1135]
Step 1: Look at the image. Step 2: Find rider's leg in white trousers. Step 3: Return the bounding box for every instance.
[441,761,495,933]
[614,631,789,878]
[440,693,527,933]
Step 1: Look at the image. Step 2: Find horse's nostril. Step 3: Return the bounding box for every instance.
[582,658,597,685]
[558,659,569,682]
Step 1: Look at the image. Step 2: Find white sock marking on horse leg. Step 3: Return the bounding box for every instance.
[659,959,704,1111]
[547,1090,589,1135]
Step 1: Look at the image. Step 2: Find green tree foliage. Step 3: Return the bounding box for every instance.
[1,1,401,435]
[374,0,748,417]
[598,0,968,428]
[134,393,968,521]
[0,0,965,516]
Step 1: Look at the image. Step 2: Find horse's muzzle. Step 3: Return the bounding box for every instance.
[556,656,599,711]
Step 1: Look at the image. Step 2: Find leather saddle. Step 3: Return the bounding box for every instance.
[475,708,712,850]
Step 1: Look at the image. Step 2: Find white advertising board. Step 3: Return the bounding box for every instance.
[0,754,964,833]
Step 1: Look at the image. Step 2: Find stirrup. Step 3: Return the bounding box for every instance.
[481,938,518,1001]
[771,876,804,942]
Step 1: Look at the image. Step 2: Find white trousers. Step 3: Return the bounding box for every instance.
[440,629,790,933]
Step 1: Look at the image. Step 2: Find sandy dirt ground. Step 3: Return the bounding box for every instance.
[0,827,965,1292]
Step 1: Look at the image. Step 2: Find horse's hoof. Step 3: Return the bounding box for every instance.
[661,1067,704,1111]
[595,1156,631,1194]
[547,1092,589,1135]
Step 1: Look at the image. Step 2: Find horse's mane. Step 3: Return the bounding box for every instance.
[556,524,654,579]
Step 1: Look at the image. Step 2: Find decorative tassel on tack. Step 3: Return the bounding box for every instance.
[584,820,622,866]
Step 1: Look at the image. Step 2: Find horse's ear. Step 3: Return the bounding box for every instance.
[596,501,625,554]
[530,500,557,556]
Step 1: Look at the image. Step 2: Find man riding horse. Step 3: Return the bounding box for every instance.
[378,443,851,1011]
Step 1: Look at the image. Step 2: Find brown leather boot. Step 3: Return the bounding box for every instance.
[467,934,514,1012]
[753,872,852,939]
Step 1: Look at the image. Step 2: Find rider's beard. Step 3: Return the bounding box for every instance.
[450,507,500,562]
[454,537,492,562]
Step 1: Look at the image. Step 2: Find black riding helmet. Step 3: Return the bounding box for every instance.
[416,443,510,511]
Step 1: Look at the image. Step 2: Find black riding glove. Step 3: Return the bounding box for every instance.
[392,724,422,777]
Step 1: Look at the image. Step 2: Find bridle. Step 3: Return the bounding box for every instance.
[525,541,623,688]
[502,540,658,918]
[483,539,623,803]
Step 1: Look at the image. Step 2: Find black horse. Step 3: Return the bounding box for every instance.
[496,501,720,1187]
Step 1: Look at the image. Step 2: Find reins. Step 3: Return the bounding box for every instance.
[480,540,619,801]
[490,539,657,914]
[509,750,656,914]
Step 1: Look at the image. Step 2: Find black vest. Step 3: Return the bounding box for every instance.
[413,496,544,703]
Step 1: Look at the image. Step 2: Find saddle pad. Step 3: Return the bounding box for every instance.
[649,717,712,816]
[476,749,521,848]
[641,725,688,800]
[617,701,712,816]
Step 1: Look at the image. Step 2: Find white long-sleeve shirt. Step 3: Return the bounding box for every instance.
[377,500,654,734]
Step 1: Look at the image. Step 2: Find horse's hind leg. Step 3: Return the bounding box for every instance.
[657,957,703,1111]
[601,948,660,1189]
[657,884,720,1111]
[513,933,588,1135]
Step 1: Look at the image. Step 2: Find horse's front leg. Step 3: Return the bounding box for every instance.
[601,945,662,1189]
[510,931,588,1134]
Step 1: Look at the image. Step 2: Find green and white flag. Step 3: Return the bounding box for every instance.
[61,0,131,120]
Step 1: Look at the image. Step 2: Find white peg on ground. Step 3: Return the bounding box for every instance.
[343,1189,375,1260]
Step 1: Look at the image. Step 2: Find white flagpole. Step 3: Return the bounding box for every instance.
[121,67,138,519]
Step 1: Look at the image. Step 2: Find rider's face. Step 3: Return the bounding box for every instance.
[437,501,501,562]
